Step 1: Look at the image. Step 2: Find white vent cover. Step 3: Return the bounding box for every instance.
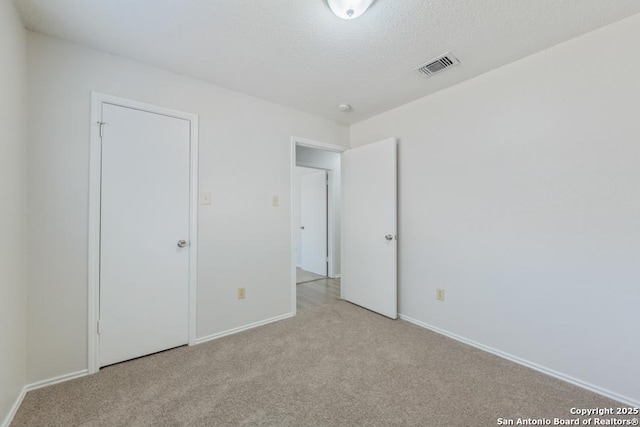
[414,52,460,78]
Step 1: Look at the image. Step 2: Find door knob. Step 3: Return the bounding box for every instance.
[300,226,305,230]
[385,235,393,241]
[177,240,188,248]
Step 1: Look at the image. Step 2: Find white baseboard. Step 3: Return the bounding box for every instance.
[2,386,26,427]
[2,369,88,427]
[194,312,295,345]
[399,314,639,408]
[25,369,88,392]
[10,314,635,425]
[330,274,341,279]
[3,312,295,426]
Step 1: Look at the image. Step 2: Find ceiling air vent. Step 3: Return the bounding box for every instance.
[414,52,460,78]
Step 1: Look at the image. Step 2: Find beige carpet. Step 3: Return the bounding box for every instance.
[13,301,624,426]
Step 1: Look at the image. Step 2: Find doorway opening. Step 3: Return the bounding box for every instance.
[291,138,346,314]
[292,136,398,319]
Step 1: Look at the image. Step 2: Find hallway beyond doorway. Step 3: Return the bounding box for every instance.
[296,277,341,312]
[296,267,326,284]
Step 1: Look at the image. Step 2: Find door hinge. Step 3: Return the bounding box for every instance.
[97,320,101,335]
[326,257,329,262]
[97,121,105,138]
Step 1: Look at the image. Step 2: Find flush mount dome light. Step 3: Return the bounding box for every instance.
[327,0,374,19]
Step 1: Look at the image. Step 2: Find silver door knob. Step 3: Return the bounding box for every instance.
[300,226,305,230]
[385,235,393,241]
[177,240,188,248]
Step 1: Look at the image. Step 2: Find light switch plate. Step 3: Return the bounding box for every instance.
[200,192,211,205]
[272,195,279,207]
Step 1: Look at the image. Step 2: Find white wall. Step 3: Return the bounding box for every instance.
[26,32,348,383]
[0,0,27,423]
[351,14,640,404]
[296,146,341,275]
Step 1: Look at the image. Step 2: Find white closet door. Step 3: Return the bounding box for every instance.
[99,103,190,367]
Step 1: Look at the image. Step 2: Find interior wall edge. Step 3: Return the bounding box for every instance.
[0,387,26,427]
[0,0,28,423]
[0,369,89,427]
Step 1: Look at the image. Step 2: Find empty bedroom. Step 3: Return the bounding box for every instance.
[1,0,639,425]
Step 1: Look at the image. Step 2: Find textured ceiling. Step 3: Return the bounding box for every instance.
[13,0,640,124]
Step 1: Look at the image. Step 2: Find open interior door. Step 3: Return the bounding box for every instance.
[342,138,397,319]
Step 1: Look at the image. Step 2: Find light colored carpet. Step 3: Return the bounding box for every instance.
[12,301,624,426]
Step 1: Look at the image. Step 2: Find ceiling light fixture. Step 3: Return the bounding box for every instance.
[327,0,374,20]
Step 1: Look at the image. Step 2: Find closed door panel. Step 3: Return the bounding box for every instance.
[342,138,397,319]
[100,103,190,367]
[301,170,328,276]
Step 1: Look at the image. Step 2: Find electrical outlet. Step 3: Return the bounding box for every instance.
[436,288,445,301]
[238,287,246,299]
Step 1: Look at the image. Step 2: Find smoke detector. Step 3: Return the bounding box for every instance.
[414,52,460,78]
[338,104,352,112]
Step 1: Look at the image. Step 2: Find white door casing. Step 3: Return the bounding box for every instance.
[300,169,328,276]
[88,93,198,373]
[342,138,398,319]
[290,137,346,315]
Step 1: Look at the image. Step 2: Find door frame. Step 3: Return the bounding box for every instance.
[290,136,346,315]
[88,92,199,374]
